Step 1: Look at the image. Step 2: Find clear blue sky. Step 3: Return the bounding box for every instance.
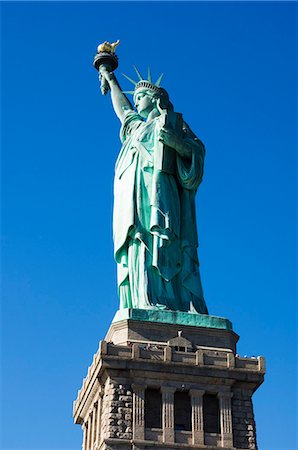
[1,2,296,449]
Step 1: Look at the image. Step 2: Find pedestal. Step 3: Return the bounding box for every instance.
[73,309,265,450]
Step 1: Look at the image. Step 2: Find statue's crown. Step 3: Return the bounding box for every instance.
[135,80,163,95]
[122,66,164,97]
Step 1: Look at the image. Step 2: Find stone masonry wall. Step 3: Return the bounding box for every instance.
[101,380,133,441]
[232,388,258,449]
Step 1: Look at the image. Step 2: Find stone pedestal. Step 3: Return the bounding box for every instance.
[73,310,265,450]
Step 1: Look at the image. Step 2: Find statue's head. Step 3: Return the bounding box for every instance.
[123,67,173,118]
[134,82,173,115]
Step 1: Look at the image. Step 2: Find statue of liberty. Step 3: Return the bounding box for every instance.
[95,41,208,315]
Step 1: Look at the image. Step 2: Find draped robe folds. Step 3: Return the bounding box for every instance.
[113,110,208,314]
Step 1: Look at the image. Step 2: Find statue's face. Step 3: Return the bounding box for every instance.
[134,89,155,118]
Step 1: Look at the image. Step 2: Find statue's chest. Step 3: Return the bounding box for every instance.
[135,121,158,154]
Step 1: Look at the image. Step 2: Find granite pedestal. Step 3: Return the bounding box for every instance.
[73,309,265,450]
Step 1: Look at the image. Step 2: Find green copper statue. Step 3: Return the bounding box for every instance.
[94,41,208,315]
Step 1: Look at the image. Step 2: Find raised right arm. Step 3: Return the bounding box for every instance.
[99,66,134,124]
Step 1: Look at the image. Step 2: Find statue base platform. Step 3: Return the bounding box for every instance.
[113,308,232,329]
[107,308,238,352]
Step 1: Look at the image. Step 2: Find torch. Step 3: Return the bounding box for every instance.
[93,40,120,95]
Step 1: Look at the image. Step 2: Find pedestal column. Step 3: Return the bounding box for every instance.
[82,423,87,450]
[218,392,233,448]
[190,389,205,445]
[161,386,175,443]
[91,405,96,449]
[95,394,102,448]
[132,384,146,440]
[86,415,92,450]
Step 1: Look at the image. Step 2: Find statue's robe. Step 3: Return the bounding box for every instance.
[113,110,208,314]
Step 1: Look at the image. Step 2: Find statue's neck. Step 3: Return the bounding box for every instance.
[146,108,161,122]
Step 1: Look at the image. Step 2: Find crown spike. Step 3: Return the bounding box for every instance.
[133,65,143,81]
[122,91,135,95]
[122,73,137,85]
[155,73,164,87]
[147,67,152,83]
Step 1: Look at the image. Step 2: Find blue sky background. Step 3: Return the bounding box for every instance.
[1,1,297,449]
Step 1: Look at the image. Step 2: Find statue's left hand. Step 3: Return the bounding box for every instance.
[158,126,183,150]
[159,126,192,160]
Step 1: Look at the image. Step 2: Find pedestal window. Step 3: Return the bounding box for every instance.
[203,393,220,433]
[174,391,191,431]
[145,388,162,428]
